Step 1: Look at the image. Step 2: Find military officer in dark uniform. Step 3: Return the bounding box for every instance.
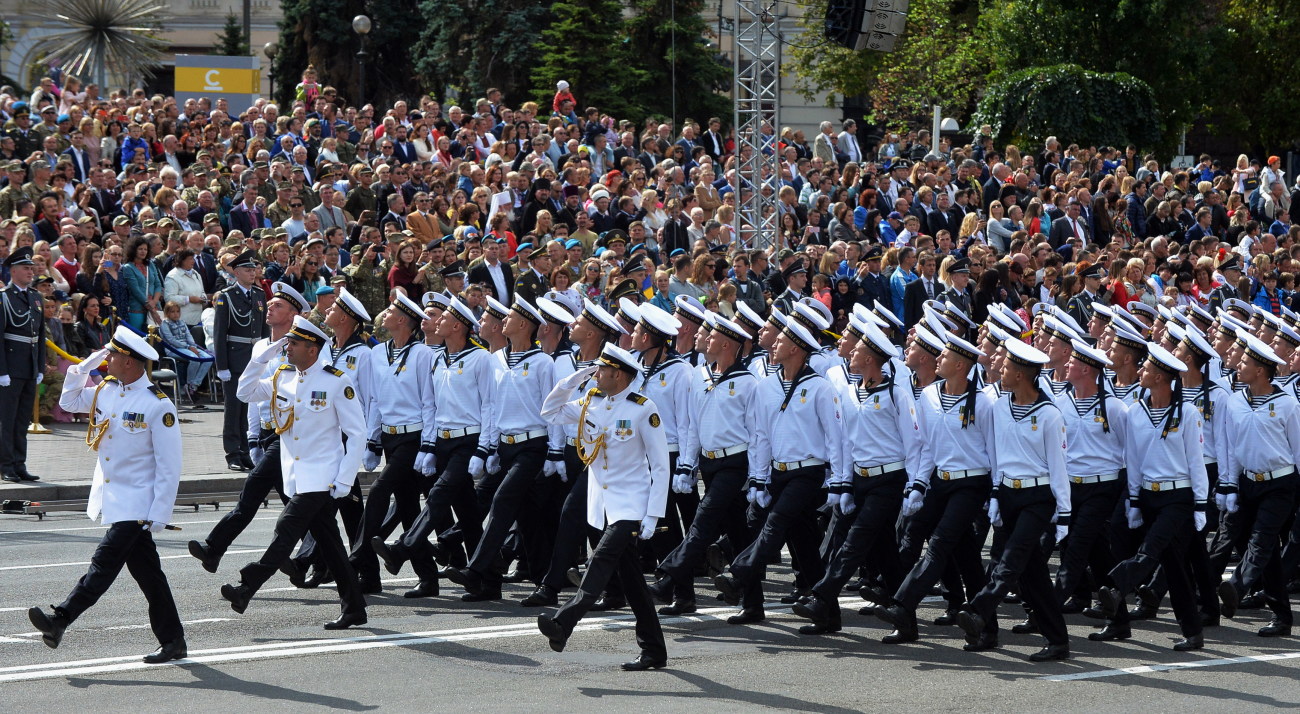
[1207,255,1242,315]
[938,257,974,318]
[514,244,551,305]
[0,246,45,483]
[213,250,268,471]
[857,245,889,313]
[1067,263,1105,330]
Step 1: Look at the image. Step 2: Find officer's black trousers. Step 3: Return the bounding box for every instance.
[59,521,184,644]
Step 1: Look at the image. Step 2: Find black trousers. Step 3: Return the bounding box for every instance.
[969,485,1067,646]
[536,446,622,601]
[399,433,480,580]
[240,491,365,615]
[553,520,667,661]
[1054,478,1123,602]
[58,521,184,644]
[1108,488,1201,637]
[650,452,699,561]
[730,466,825,609]
[1226,474,1297,623]
[812,470,906,619]
[350,431,422,581]
[205,438,287,561]
[894,474,991,611]
[658,453,750,598]
[467,437,549,584]
[0,376,36,473]
[221,357,251,458]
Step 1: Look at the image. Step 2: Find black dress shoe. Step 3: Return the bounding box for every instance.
[461,588,502,602]
[239,453,255,470]
[798,621,842,635]
[934,609,961,626]
[226,456,246,471]
[370,537,405,576]
[444,566,478,589]
[279,560,307,588]
[28,607,68,649]
[1096,586,1121,619]
[1129,603,1158,620]
[658,598,697,616]
[963,632,999,652]
[845,577,865,592]
[1081,605,1107,620]
[1239,592,1266,610]
[187,540,219,574]
[857,584,888,605]
[537,614,569,652]
[324,612,368,630]
[221,583,252,614]
[1,472,20,483]
[621,654,667,671]
[358,578,383,595]
[566,567,584,589]
[520,585,559,607]
[792,594,828,624]
[726,608,765,625]
[1011,617,1039,635]
[1136,585,1161,608]
[302,568,332,589]
[858,605,881,618]
[404,580,439,598]
[1201,612,1221,628]
[501,569,526,583]
[1217,581,1239,619]
[956,610,986,644]
[143,638,187,663]
[705,543,729,575]
[16,470,38,482]
[1003,592,1021,605]
[647,577,674,605]
[1029,643,1070,662]
[1060,596,1086,614]
[590,596,625,611]
[779,589,808,605]
[713,574,742,605]
[879,605,919,644]
[1259,620,1292,637]
[1173,634,1204,651]
[1087,623,1132,641]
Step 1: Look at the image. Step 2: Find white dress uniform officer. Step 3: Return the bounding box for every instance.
[30,326,186,664]
[536,343,671,671]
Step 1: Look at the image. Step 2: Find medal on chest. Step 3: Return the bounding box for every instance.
[615,419,632,437]
[873,394,881,410]
[311,390,328,407]
[1031,415,1038,431]
[457,360,464,375]
[800,388,807,404]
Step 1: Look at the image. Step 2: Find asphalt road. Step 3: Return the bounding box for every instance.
[2,506,1299,712]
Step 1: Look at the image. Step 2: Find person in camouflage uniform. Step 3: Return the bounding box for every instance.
[0,163,27,219]
[342,242,388,321]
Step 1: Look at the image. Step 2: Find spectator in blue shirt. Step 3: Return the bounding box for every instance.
[889,246,918,321]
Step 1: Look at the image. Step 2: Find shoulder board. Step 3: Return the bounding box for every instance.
[325,366,345,377]
[149,385,168,399]
[102,375,120,383]
[627,393,648,405]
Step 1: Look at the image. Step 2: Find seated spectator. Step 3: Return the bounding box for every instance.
[161,300,213,405]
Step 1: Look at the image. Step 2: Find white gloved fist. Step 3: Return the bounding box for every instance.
[362,450,380,472]
[901,489,924,517]
[1126,506,1144,530]
[555,460,568,483]
[824,491,839,510]
[543,460,557,477]
[746,486,759,504]
[672,473,694,494]
[250,446,264,464]
[1215,493,1226,511]
[638,516,658,540]
[468,455,486,478]
[987,498,1002,527]
[837,492,856,517]
[0,375,10,387]
[755,488,772,509]
[144,521,166,534]
[329,482,352,499]
[1194,511,1207,532]
[217,369,231,382]
[1055,525,1069,543]
[419,452,438,477]
[1224,493,1239,514]
[35,372,43,385]
[413,452,430,475]
[250,336,288,363]
[486,452,501,474]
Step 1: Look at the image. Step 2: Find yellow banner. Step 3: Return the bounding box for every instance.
[175,67,261,95]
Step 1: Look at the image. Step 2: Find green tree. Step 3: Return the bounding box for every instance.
[413,0,550,106]
[213,12,249,56]
[789,0,990,129]
[620,0,731,124]
[530,0,631,117]
[1219,0,1300,150]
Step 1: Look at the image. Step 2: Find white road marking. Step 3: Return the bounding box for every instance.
[0,548,264,572]
[7,618,235,640]
[0,515,278,536]
[1042,651,1300,681]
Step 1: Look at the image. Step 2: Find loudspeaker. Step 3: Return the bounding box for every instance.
[824,0,869,49]
[825,0,909,51]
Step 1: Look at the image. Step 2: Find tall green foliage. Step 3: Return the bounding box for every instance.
[212,13,249,56]
[620,0,731,124]
[1219,0,1300,149]
[529,0,630,116]
[413,0,550,106]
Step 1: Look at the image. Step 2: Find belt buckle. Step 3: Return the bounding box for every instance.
[1255,472,1266,482]
[705,450,716,459]
[777,462,788,472]
[385,426,396,434]
[1151,482,1161,492]
[940,471,950,480]
[441,430,450,439]
[1072,476,1082,484]
[1012,479,1022,489]
[505,435,515,444]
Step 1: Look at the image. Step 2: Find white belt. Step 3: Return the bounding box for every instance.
[260,420,273,430]
[227,335,258,344]
[1070,471,1120,485]
[936,468,990,481]
[1142,478,1192,492]
[1001,475,1052,490]
[500,428,548,445]
[855,460,906,478]
[668,443,679,454]
[702,444,748,460]
[3,333,38,344]
[566,437,578,447]
[1246,467,1296,483]
[772,458,826,472]
[382,422,422,435]
[438,426,482,439]
[1204,457,1218,465]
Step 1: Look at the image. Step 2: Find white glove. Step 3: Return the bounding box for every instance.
[0,375,10,387]
[468,455,486,478]
[987,498,1002,527]
[250,336,288,363]
[1224,493,1239,514]
[1055,525,1068,543]
[638,516,658,540]
[824,491,839,510]
[901,489,924,517]
[421,452,438,476]
[329,481,352,499]
[35,372,42,385]
[559,364,599,390]
[543,459,557,477]
[144,521,166,534]
[755,488,772,509]
[217,369,231,382]
[747,486,759,504]
[837,492,856,516]
[77,347,110,374]
[1127,506,1144,529]
[486,452,501,474]
[250,446,264,464]
[1215,493,1226,511]
[413,451,429,475]
[555,459,568,483]
[1194,511,1207,532]
[672,472,695,494]
[362,450,380,472]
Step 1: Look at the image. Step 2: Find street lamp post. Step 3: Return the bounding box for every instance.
[263,41,279,100]
[352,15,371,107]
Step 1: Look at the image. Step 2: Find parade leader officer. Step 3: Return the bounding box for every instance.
[537,343,671,671]
[30,326,187,664]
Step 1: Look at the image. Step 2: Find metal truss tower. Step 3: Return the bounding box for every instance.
[731,1,782,251]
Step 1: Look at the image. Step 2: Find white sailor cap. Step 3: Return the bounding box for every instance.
[1145,341,1187,375]
[943,331,985,362]
[792,301,831,333]
[673,294,707,326]
[986,323,1011,346]
[852,302,885,329]
[448,296,479,332]
[638,301,682,339]
[735,302,764,335]
[711,315,751,344]
[780,318,820,353]
[872,301,903,330]
[924,305,959,335]
[986,307,1022,336]
[1004,338,1049,368]
[1222,297,1253,320]
[483,295,509,321]
[769,308,788,328]
[336,287,370,323]
[1216,311,1248,337]
[1177,324,1216,363]
[1048,305,1086,337]
[991,302,1026,333]
[914,325,946,357]
[511,296,544,325]
[1187,302,1214,326]
[1169,309,1201,334]
[942,300,976,329]
[1043,316,1081,342]
[1070,338,1112,369]
[1127,300,1158,322]
[1281,304,1300,328]
[1246,331,1287,365]
[1031,302,1052,317]
[598,342,643,374]
[1277,322,1300,347]
[862,320,901,360]
[422,291,451,311]
[616,297,642,326]
[1112,322,1148,352]
[1259,308,1284,330]
[844,314,869,340]
[286,314,328,346]
[1112,305,1148,335]
[267,281,307,314]
[393,292,424,323]
[536,296,576,326]
[108,325,159,362]
[580,298,626,336]
[1156,304,1173,323]
[798,296,834,328]
[1090,302,1116,323]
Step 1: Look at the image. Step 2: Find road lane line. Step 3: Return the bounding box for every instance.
[7,618,235,640]
[0,515,279,536]
[0,548,264,572]
[1041,651,1300,681]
